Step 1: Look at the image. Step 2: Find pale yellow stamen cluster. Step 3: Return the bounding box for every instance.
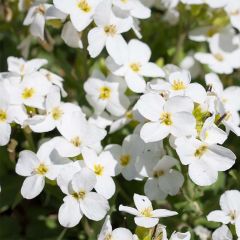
[22,87,35,99]
[120,154,130,166]
[72,191,86,200]
[153,169,165,178]
[0,109,7,122]
[172,80,186,91]
[99,86,111,100]
[194,145,208,158]
[51,107,64,120]
[104,25,117,37]
[78,0,91,12]
[160,112,172,126]
[130,63,141,72]
[71,136,81,147]
[141,207,153,217]
[214,53,224,62]
[35,163,48,175]
[94,164,104,176]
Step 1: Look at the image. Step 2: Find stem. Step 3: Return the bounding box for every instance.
[23,127,36,151]
[57,228,67,240]
[82,218,93,237]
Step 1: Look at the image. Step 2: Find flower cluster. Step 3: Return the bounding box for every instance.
[1,0,240,239]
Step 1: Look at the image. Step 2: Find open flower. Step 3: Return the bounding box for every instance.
[175,118,236,186]
[16,139,70,199]
[106,39,165,93]
[58,168,109,228]
[98,215,135,240]
[88,0,132,64]
[119,194,177,228]
[53,0,101,32]
[82,147,118,199]
[137,93,196,143]
[55,111,106,157]
[84,73,130,116]
[207,190,240,238]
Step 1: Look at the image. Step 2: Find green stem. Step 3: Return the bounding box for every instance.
[23,127,36,151]
[57,228,67,240]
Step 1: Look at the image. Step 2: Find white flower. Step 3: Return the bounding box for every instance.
[12,71,51,109]
[194,225,212,240]
[175,118,236,186]
[55,111,106,157]
[166,70,206,103]
[58,168,109,228]
[88,0,132,64]
[112,0,151,20]
[53,0,101,32]
[23,3,66,40]
[84,73,130,116]
[61,21,83,49]
[137,93,196,143]
[180,54,201,79]
[0,85,12,146]
[106,39,165,93]
[207,190,240,238]
[28,87,82,133]
[170,231,191,240]
[98,215,135,240]
[119,194,177,228]
[141,155,184,200]
[225,1,240,31]
[195,28,240,74]
[7,57,47,78]
[82,147,118,199]
[212,225,233,240]
[106,134,144,181]
[15,139,70,199]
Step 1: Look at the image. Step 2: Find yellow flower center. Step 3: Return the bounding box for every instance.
[71,136,81,147]
[214,53,224,62]
[37,4,46,15]
[22,87,35,99]
[153,170,165,178]
[51,107,64,120]
[130,63,141,72]
[121,0,128,3]
[206,27,218,37]
[72,191,86,200]
[125,111,134,120]
[35,163,48,175]
[99,86,111,100]
[194,145,208,158]
[93,164,104,176]
[120,155,130,166]
[171,80,186,91]
[104,25,117,37]
[105,234,112,240]
[160,112,172,126]
[0,109,7,122]
[78,0,91,12]
[229,210,237,221]
[141,207,153,217]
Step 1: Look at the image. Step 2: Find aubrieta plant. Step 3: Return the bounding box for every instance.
[0,0,240,239]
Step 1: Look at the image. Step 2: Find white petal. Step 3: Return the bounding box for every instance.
[95,176,116,199]
[207,210,230,224]
[134,216,158,228]
[152,209,178,218]
[140,62,165,77]
[137,93,165,121]
[0,123,11,146]
[16,150,39,176]
[72,168,96,193]
[140,122,170,143]
[21,175,45,199]
[80,192,109,221]
[58,196,82,228]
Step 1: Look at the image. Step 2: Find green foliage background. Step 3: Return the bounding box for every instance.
[0,1,240,239]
